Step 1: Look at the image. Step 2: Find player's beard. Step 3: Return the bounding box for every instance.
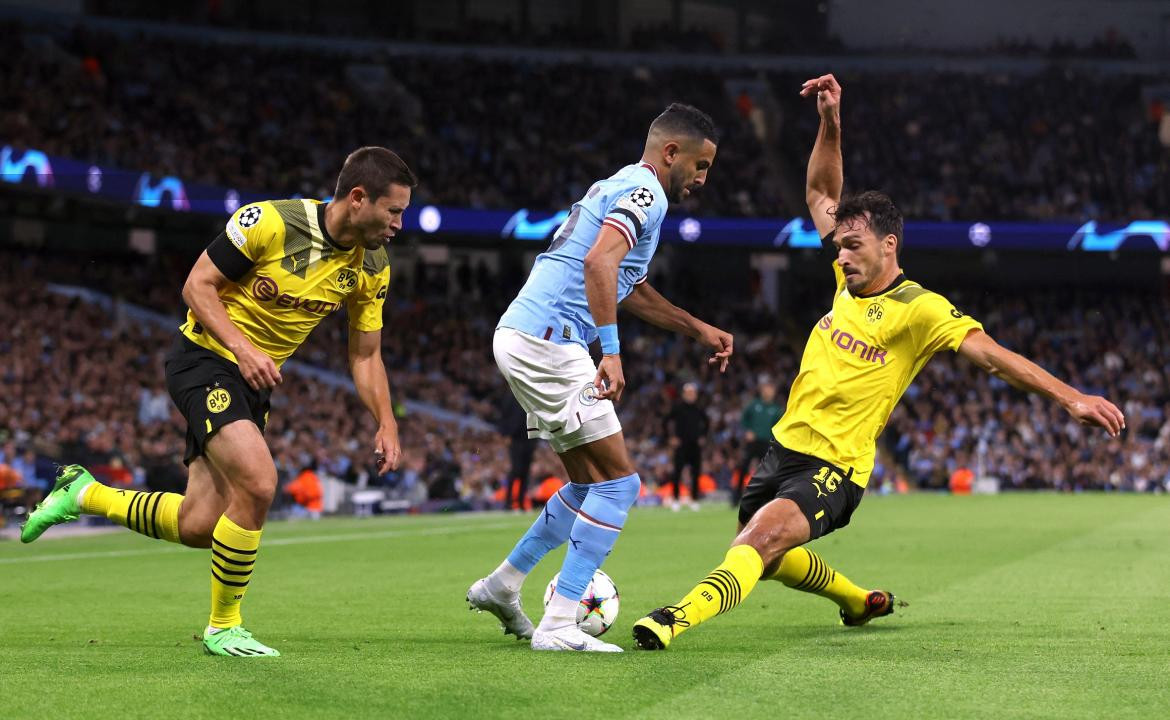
[668,166,689,203]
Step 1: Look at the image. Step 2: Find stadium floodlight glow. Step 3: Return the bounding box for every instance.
[1068,220,1170,252]
[1,145,54,188]
[419,205,442,233]
[135,174,190,211]
[501,208,571,240]
[968,223,992,247]
[679,217,702,242]
[772,217,822,248]
[224,189,241,214]
[87,166,102,193]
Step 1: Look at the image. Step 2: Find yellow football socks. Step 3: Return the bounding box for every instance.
[80,482,182,544]
[670,544,764,637]
[209,515,262,629]
[770,546,869,617]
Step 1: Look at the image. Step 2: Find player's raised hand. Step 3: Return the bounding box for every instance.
[696,322,734,373]
[595,354,626,403]
[1064,392,1126,437]
[799,73,841,119]
[235,342,282,390]
[374,422,401,474]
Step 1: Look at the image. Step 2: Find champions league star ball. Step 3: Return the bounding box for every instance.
[543,570,620,637]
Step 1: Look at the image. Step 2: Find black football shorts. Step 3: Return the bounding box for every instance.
[164,337,270,465]
[738,440,865,540]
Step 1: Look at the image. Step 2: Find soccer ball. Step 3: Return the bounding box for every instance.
[543,570,620,637]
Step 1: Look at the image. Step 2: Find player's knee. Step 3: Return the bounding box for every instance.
[734,503,806,567]
[233,467,277,510]
[238,480,276,510]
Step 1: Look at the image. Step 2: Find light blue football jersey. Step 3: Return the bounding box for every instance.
[498,162,667,348]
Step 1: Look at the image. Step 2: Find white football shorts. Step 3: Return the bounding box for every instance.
[493,327,622,453]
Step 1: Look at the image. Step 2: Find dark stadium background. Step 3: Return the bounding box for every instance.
[2,0,1169,526]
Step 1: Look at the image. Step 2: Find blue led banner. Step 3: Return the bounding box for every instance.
[3,144,1167,252]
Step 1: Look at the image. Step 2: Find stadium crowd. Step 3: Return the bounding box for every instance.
[773,69,1169,222]
[0,22,773,218]
[3,22,1167,224]
[1,249,1167,523]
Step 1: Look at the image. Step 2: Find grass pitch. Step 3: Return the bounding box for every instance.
[2,494,1167,719]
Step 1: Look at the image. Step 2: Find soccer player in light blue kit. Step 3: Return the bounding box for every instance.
[468,104,734,652]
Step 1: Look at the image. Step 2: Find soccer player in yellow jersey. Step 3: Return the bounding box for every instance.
[632,75,1127,650]
[21,147,417,657]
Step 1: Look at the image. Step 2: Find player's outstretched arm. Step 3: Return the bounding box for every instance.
[182,251,281,390]
[348,327,400,474]
[958,330,1126,436]
[800,73,843,240]
[620,281,733,372]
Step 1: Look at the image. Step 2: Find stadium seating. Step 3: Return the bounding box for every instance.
[4,21,1165,222]
[2,249,1166,514]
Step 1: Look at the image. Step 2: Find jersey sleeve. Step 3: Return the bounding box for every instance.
[347,249,391,332]
[224,201,284,263]
[911,292,984,355]
[602,184,665,250]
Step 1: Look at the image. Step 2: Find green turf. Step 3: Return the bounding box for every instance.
[2,494,1167,719]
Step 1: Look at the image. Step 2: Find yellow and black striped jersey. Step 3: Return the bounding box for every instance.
[180,199,390,366]
[773,261,982,488]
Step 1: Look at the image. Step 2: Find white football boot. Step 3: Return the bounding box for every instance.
[531,623,623,653]
[467,578,534,640]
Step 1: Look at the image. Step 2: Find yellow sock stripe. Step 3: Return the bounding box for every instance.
[794,551,825,591]
[210,536,256,588]
[697,574,730,614]
[699,569,743,615]
[712,569,742,612]
[146,493,163,538]
[124,492,145,534]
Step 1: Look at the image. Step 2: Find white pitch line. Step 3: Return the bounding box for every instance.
[0,520,522,566]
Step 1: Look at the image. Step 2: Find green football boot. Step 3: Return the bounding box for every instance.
[20,465,96,543]
[202,626,281,657]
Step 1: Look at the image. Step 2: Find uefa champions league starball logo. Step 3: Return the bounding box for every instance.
[629,187,655,208]
[238,205,263,228]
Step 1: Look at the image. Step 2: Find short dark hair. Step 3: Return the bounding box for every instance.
[649,103,719,145]
[335,146,418,200]
[832,190,904,257]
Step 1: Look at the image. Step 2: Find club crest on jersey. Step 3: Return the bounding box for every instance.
[335,269,358,292]
[579,383,600,406]
[238,205,263,228]
[629,187,655,208]
[866,302,884,324]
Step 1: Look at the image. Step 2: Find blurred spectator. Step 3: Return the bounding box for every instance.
[498,401,537,511]
[284,464,323,520]
[667,382,708,510]
[735,377,782,506]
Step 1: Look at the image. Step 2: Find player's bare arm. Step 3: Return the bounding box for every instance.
[958,329,1126,436]
[349,326,401,473]
[620,281,733,372]
[181,251,282,390]
[801,73,843,239]
[584,224,633,402]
